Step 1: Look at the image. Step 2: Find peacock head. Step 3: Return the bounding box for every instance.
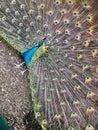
[37,37,47,47]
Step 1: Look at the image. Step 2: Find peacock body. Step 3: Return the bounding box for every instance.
[0,0,98,130]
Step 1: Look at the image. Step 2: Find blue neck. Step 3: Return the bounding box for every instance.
[21,41,44,66]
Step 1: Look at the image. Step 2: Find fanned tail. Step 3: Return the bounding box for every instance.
[0,0,98,130]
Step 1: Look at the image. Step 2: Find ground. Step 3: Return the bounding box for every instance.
[0,40,42,130]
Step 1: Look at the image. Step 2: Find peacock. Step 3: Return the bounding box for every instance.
[0,0,98,130]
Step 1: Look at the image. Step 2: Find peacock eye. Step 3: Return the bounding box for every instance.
[37,112,40,115]
[37,30,41,35]
[63,19,69,24]
[84,3,87,6]
[23,15,28,20]
[11,0,16,4]
[69,127,72,130]
[74,13,76,16]
[75,23,79,27]
[36,15,42,21]
[48,11,53,16]
[19,22,23,27]
[43,119,47,123]
[15,11,19,15]
[67,0,73,5]
[47,34,51,38]
[56,30,61,35]
[88,106,92,109]
[91,49,95,53]
[83,41,87,44]
[5,8,10,13]
[56,2,59,5]
[54,20,59,25]
[68,1,71,4]
[43,24,48,29]
[28,10,34,15]
[83,64,87,67]
[20,4,26,9]
[2,16,6,21]
[60,9,66,15]
[87,76,90,79]
[88,124,91,128]
[39,4,45,9]
[62,11,64,14]
[75,36,78,39]
[88,16,90,19]
[63,40,68,43]
[11,18,17,23]
[88,90,92,94]
[72,112,75,114]
[87,29,90,32]
[64,21,67,24]
[55,1,59,5]
[65,31,68,34]
[64,53,68,57]
[74,99,78,102]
